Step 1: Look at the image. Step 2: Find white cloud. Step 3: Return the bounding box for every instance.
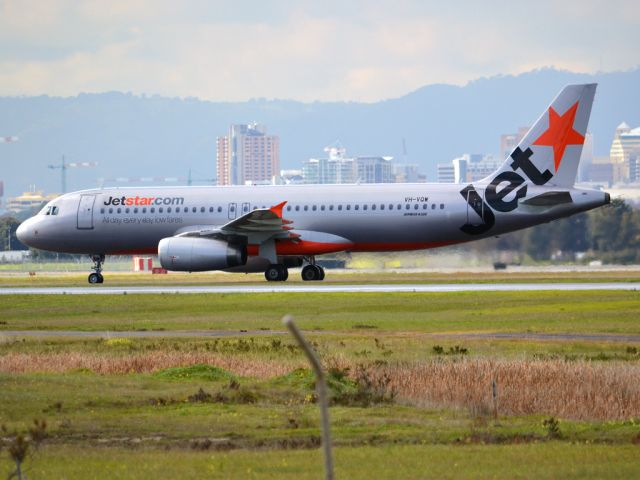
[0,0,638,101]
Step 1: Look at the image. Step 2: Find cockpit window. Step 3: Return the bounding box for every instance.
[42,205,59,216]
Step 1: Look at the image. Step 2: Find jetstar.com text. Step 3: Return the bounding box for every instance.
[103,196,185,206]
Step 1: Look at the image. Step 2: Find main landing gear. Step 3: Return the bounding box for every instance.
[263,257,325,282]
[88,254,105,284]
[301,256,325,281]
[265,264,289,282]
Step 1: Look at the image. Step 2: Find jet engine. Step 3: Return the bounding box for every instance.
[158,237,247,272]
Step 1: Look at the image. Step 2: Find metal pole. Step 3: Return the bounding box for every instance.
[282,315,334,480]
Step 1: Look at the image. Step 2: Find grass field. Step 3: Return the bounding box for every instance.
[1,290,639,333]
[1,279,639,478]
[0,268,639,287]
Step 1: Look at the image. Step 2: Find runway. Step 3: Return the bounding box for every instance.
[2,329,639,343]
[0,282,638,295]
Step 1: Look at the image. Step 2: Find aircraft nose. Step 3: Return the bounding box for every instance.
[16,220,34,247]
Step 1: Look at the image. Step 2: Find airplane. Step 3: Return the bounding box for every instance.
[17,83,609,284]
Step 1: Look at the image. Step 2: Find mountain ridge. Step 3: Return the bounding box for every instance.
[1,67,639,197]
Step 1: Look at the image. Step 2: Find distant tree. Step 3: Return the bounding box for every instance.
[589,199,640,263]
[521,222,555,261]
[0,216,26,251]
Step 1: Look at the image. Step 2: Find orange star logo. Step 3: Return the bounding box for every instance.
[532,101,585,171]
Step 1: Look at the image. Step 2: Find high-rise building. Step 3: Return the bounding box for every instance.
[500,127,529,160]
[301,145,393,184]
[436,163,455,183]
[577,133,594,183]
[439,154,500,183]
[393,164,426,183]
[609,122,640,183]
[216,123,280,186]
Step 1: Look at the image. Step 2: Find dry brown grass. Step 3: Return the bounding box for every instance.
[0,351,304,378]
[384,358,640,421]
[2,352,638,421]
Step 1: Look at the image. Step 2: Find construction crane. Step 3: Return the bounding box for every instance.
[98,169,215,188]
[48,155,98,194]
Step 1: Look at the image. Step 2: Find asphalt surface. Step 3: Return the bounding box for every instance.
[0,282,638,295]
[1,329,639,343]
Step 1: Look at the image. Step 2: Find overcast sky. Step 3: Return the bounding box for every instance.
[0,0,638,102]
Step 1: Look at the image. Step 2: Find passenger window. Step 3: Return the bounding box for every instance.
[431,204,436,210]
[414,204,419,210]
[117,208,122,214]
[371,204,376,210]
[312,205,317,211]
[286,205,292,211]
[397,204,402,210]
[423,204,428,209]
[440,204,444,209]
[159,207,163,213]
[150,207,155,213]
[329,205,334,211]
[125,208,130,214]
[388,204,393,210]
[209,207,213,213]
[217,206,222,213]
[142,208,147,214]
[304,206,308,211]
[201,207,205,213]
[100,208,105,214]
[320,205,325,211]
[380,204,384,210]
[134,208,138,214]
[405,204,410,210]
[363,205,368,211]
[355,205,359,211]
[109,208,113,214]
[346,205,351,211]
[295,205,300,211]
[192,207,197,213]
[167,207,172,213]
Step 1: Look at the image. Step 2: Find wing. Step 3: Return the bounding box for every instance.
[222,201,293,233]
[175,201,294,242]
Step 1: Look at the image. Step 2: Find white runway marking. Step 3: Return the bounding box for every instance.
[0,283,638,295]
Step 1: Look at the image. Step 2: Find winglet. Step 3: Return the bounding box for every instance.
[269,201,287,218]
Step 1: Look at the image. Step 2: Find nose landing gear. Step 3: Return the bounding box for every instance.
[88,254,105,284]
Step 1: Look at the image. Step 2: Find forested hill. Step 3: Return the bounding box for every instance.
[1,68,639,197]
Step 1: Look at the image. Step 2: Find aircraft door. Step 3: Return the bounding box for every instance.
[77,195,96,230]
[466,188,485,226]
[228,203,237,219]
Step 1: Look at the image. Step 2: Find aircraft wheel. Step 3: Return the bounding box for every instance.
[317,266,325,281]
[265,264,287,282]
[301,264,320,281]
[97,273,104,284]
[88,273,101,284]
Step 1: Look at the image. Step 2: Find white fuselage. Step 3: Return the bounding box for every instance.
[17,182,609,257]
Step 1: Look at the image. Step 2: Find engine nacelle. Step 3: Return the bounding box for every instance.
[158,237,247,272]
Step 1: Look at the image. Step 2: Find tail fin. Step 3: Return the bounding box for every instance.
[489,83,596,188]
